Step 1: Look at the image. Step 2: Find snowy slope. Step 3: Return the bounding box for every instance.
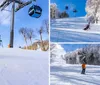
[50,45,100,85]
[51,17,100,42]
[0,48,48,85]
[51,63,100,85]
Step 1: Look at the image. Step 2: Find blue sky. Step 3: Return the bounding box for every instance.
[51,0,86,17]
[61,44,88,52]
[0,0,49,48]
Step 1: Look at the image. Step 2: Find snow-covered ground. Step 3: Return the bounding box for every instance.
[51,63,100,85]
[50,44,100,85]
[0,48,49,85]
[50,17,100,42]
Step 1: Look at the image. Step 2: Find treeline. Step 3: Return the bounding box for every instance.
[63,45,100,65]
[58,5,78,18]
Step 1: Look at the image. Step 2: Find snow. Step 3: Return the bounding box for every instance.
[51,44,66,64]
[0,48,48,85]
[50,44,100,85]
[86,0,100,22]
[50,17,100,42]
[51,63,100,85]
[53,44,66,55]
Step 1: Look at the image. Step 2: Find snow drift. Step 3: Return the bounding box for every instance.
[50,44,66,64]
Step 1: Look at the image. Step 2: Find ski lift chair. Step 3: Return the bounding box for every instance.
[28,5,42,18]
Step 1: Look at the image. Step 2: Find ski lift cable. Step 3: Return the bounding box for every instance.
[0,14,11,25]
[0,0,39,24]
[3,9,11,12]
[0,3,11,24]
[32,0,37,5]
[0,14,11,24]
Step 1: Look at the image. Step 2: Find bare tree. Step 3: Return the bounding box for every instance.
[27,28,36,49]
[43,19,49,34]
[19,27,28,49]
[38,26,45,51]
[38,26,44,41]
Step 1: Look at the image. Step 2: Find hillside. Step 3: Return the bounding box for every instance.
[51,17,100,42]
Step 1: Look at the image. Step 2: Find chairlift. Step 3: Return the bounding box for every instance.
[28,5,42,18]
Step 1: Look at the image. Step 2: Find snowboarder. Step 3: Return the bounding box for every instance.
[81,63,86,74]
[84,22,90,30]
[81,56,87,74]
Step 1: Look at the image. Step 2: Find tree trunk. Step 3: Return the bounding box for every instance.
[40,33,42,41]
[94,1,99,23]
[24,37,28,49]
[30,38,33,50]
[40,33,45,51]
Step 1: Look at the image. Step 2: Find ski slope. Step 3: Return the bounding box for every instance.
[50,17,100,42]
[50,44,100,85]
[0,48,48,85]
[51,63,100,85]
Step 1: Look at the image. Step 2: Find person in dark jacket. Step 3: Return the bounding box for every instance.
[81,56,87,74]
[84,22,90,30]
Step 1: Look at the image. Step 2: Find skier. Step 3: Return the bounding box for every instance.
[84,22,90,30]
[81,56,87,74]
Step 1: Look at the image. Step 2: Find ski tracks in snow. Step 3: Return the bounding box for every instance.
[50,64,100,85]
[51,17,100,42]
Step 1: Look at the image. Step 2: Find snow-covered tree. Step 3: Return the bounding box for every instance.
[86,0,100,23]
[60,11,69,18]
[64,49,80,64]
[64,45,100,65]
[50,44,66,63]
[50,3,60,19]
